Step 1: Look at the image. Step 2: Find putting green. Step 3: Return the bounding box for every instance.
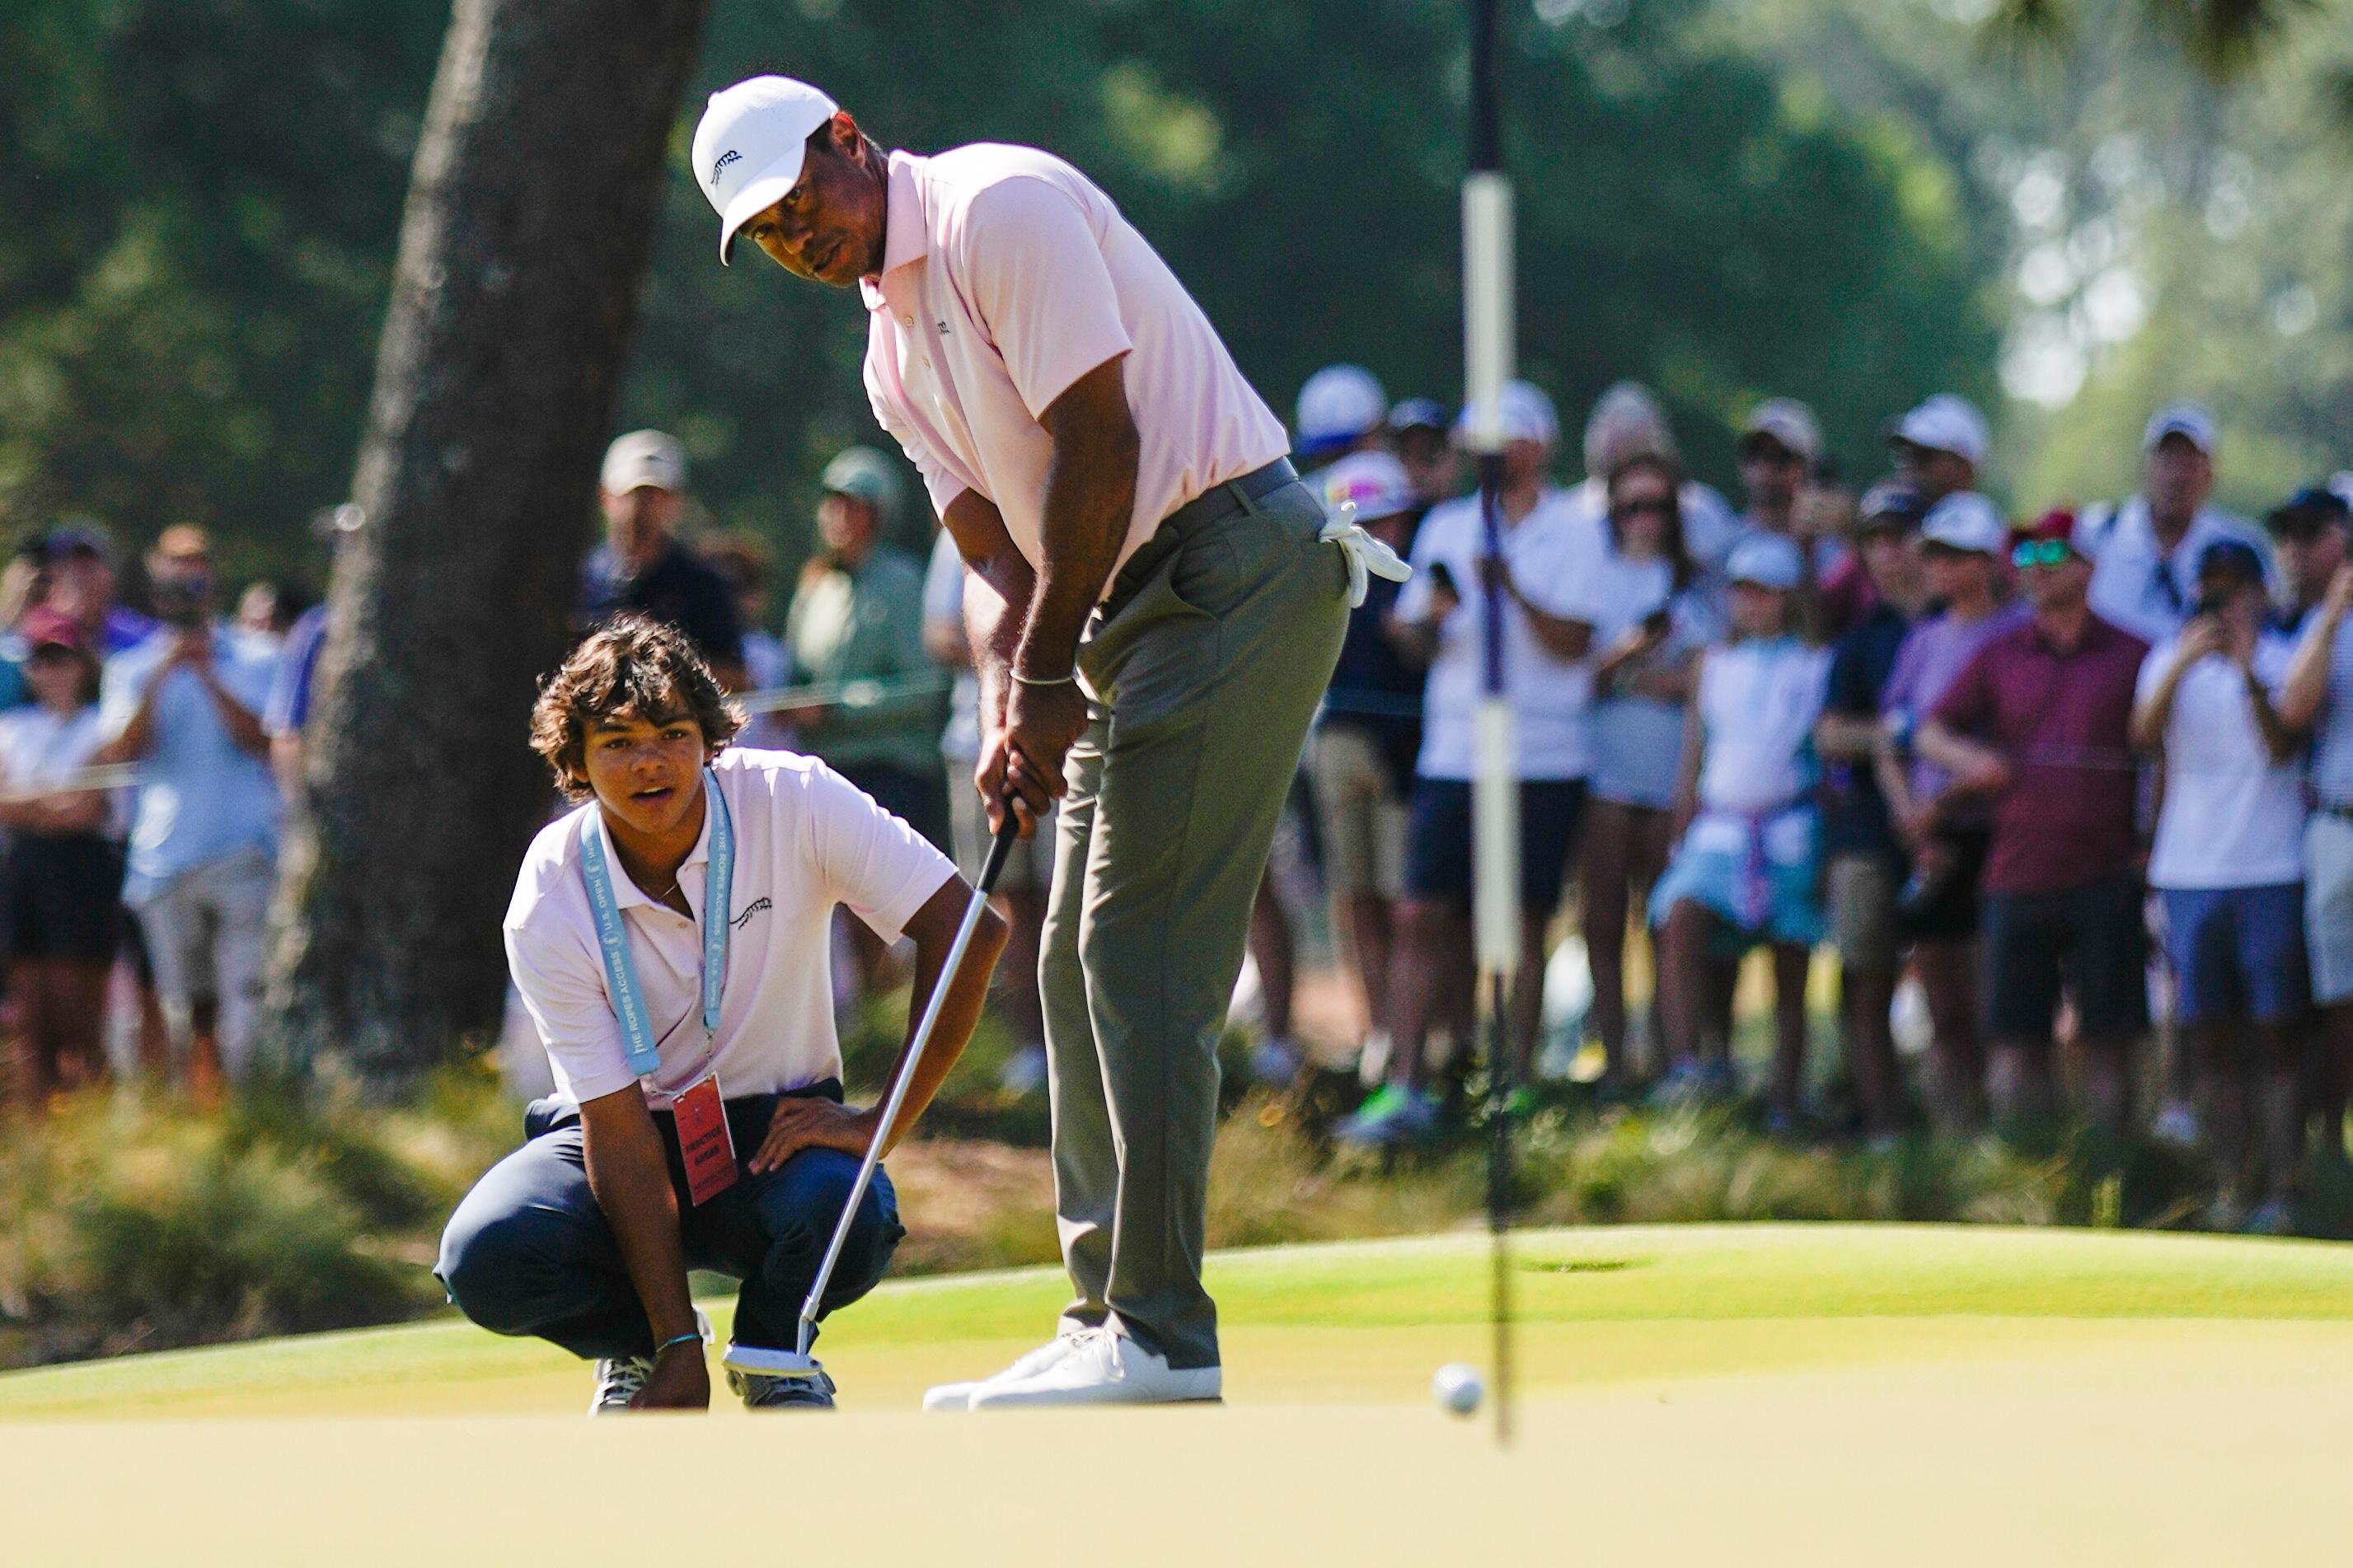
[7,1224,2351,1564]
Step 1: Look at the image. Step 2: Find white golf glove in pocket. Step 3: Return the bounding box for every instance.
[1317,499,1413,607]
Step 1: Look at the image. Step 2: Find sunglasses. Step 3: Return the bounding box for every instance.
[2011,540,2075,570]
[1615,496,1675,519]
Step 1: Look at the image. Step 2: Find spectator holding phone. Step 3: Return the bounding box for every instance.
[2133,541,2306,1230]
[1578,447,1718,1091]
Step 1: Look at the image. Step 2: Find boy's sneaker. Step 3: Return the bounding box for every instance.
[1334,1084,1439,1147]
[589,1355,654,1416]
[730,1365,837,1410]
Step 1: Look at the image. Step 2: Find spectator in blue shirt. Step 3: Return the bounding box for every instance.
[90,526,281,1088]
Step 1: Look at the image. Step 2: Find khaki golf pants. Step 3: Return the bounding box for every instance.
[1043,475,1348,1371]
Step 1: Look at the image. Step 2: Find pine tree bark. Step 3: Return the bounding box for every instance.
[264,0,710,1086]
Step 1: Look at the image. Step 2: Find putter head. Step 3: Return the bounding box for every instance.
[721,1342,827,1380]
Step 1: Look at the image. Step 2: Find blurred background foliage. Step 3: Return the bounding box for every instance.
[2,0,2349,597]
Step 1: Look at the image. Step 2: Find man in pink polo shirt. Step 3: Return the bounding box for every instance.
[691,75,1396,1407]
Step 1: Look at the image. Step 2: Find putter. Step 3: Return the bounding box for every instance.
[723,806,1024,1386]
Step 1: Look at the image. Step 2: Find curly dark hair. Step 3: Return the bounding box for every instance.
[529,615,744,798]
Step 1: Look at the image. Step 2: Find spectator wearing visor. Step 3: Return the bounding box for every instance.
[2133,540,2307,1231]
[1812,482,1930,1140]
[1308,451,1427,1076]
[1577,446,1720,1091]
[2083,402,2269,648]
[1919,509,2149,1140]
[1568,381,1741,577]
[0,610,122,1101]
[1877,492,2024,1133]
[1650,532,1832,1121]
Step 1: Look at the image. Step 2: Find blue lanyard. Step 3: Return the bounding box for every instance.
[579,769,734,1079]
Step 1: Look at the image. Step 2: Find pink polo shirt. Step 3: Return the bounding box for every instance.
[860,145,1289,582]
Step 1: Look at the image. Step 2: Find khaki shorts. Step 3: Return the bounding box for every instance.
[1827,851,1902,972]
[947,765,1054,892]
[1309,724,1409,899]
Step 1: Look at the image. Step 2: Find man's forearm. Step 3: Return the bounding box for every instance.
[579,1092,699,1345]
[874,878,1010,1154]
[204,676,270,756]
[2280,606,2341,730]
[1019,358,1140,679]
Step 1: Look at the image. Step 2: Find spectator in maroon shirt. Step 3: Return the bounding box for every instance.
[1919,509,2151,1138]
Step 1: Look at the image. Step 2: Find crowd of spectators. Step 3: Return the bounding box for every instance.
[12,377,2353,1232]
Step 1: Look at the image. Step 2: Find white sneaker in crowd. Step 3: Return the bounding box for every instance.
[997,1041,1050,1097]
[921,1329,1090,1411]
[1249,1037,1302,1085]
[2152,1100,2201,1149]
[968,1330,1220,1410]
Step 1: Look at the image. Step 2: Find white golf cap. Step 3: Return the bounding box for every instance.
[1888,394,1989,468]
[1319,450,1418,522]
[1737,398,1821,465]
[692,74,841,266]
[1456,379,1559,449]
[1296,365,1389,457]
[601,429,687,494]
[818,444,904,522]
[2142,400,2217,456]
[1727,531,1804,590]
[1919,490,2007,555]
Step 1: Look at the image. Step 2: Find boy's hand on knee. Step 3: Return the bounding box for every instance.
[630,1341,711,1411]
[749,1098,879,1172]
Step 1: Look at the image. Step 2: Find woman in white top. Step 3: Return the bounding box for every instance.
[0,611,123,1098]
[1577,452,1720,1092]
[1648,536,1832,1123]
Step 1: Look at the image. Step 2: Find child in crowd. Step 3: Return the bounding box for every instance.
[1651,534,1832,1124]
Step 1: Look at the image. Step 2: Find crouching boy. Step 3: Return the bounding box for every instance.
[437,615,1004,1411]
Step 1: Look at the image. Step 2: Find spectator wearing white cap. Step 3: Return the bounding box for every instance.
[1649,532,1833,1120]
[1307,451,1427,1078]
[2080,402,2268,648]
[1876,491,2025,1133]
[1339,380,1605,1144]
[583,429,748,690]
[1294,365,1389,472]
[1731,397,1854,639]
[1887,394,1989,508]
[1568,381,1742,575]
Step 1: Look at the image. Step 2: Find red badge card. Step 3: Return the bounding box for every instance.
[672,1074,738,1206]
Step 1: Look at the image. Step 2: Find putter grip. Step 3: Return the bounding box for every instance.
[977,804,1022,894]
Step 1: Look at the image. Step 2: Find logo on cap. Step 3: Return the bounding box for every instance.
[710,148,742,185]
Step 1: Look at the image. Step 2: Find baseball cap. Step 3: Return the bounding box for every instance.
[1387,397,1449,435]
[1295,365,1389,458]
[1456,380,1559,449]
[1319,450,1418,523]
[692,75,842,266]
[1727,531,1803,591]
[1919,491,2007,555]
[1858,478,1928,531]
[2014,507,2085,558]
[601,429,687,494]
[1888,394,1990,469]
[2196,537,2266,587]
[2266,485,2352,537]
[19,607,85,656]
[818,446,904,522]
[1737,399,1821,466]
[2142,400,2217,456]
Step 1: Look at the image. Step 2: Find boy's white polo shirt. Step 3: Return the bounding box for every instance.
[504,748,958,1109]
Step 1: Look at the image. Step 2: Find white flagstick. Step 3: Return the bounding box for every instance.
[1463,0,1517,1445]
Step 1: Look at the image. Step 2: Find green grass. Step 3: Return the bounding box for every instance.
[4,1222,2349,1421]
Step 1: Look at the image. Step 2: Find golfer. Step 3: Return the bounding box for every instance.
[435,615,1005,1412]
[693,75,1399,1407]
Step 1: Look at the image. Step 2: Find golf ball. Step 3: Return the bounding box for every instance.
[1432,1361,1484,1416]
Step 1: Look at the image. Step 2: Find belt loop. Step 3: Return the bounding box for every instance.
[1225,477,1259,517]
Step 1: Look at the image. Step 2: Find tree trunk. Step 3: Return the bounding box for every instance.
[263,0,710,1087]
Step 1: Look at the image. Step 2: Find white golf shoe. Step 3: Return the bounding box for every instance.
[921,1330,1090,1411]
[968,1330,1220,1410]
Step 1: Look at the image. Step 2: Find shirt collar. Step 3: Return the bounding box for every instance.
[586,776,714,913]
[859,150,930,314]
